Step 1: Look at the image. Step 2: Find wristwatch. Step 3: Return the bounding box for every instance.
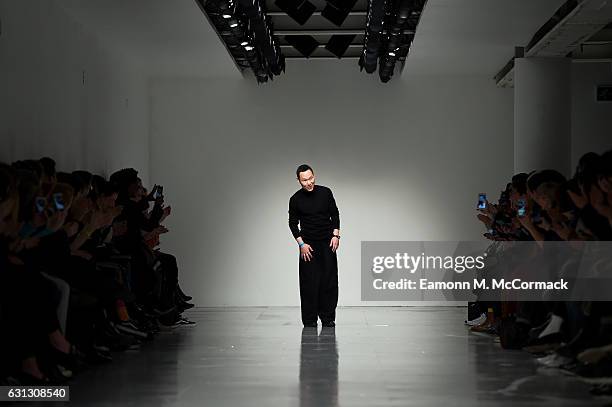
[333,234,340,239]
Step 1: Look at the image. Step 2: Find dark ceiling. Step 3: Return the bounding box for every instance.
[267,0,367,59]
[198,0,425,82]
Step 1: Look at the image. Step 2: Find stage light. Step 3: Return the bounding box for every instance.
[199,0,285,83]
[359,0,385,74]
[358,0,425,82]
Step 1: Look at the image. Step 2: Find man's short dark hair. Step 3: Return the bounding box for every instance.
[92,174,119,198]
[527,170,566,193]
[511,173,529,195]
[12,160,43,180]
[39,157,56,177]
[110,168,139,190]
[296,164,313,178]
[58,171,88,195]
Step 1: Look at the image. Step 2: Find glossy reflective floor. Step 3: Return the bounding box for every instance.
[62,307,608,406]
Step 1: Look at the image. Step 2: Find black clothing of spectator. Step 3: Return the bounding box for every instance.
[115,199,162,251]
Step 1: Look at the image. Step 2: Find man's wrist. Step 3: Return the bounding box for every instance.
[298,241,305,248]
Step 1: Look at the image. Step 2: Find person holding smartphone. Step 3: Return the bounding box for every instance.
[288,164,340,328]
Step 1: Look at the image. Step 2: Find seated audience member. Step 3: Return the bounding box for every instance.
[0,157,194,386]
[471,149,612,396]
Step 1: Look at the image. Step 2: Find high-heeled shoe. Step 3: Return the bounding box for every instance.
[47,344,81,372]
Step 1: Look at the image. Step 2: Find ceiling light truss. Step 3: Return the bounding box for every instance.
[359,0,425,82]
[198,0,285,83]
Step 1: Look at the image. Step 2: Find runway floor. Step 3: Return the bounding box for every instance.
[63,307,608,406]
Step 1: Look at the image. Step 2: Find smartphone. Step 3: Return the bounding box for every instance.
[517,198,526,217]
[35,197,47,213]
[477,193,487,209]
[53,192,65,211]
[154,186,163,199]
[152,185,163,200]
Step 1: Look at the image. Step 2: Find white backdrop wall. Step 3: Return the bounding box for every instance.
[0,0,149,182]
[3,1,606,308]
[149,62,515,306]
[571,62,612,169]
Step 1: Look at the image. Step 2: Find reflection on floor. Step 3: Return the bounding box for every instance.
[64,307,608,406]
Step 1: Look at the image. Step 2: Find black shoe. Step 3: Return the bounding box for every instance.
[303,322,317,327]
[98,330,138,352]
[119,322,154,341]
[178,302,195,312]
[177,317,196,326]
[47,364,73,383]
[49,345,90,374]
[151,305,177,317]
[322,321,336,328]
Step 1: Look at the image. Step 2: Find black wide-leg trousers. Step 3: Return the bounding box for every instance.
[299,239,338,324]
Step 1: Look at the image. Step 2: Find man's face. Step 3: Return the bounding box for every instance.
[533,186,554,211]
[590,183,612,219]
[298,170,315,192]
[599,175,612,200]
[128,178,145,201]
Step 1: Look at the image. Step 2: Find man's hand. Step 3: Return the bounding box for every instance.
[330,236,339,252]
[300,244,314,261]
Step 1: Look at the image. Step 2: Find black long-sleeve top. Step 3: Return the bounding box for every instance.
[288,184,340,241]
[114,198,163,251]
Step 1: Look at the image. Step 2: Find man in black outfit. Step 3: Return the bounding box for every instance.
[289,164,340,328]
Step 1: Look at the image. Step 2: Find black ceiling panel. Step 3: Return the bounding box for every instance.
[285,35,319,57]
[325,34,356,58]
[275,0,316,25]
[321,0,358,27]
